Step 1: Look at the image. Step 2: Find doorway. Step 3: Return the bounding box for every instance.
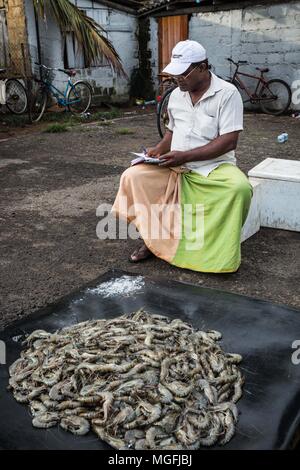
[158,15,188,73]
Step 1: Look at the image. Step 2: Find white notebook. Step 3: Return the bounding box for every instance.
[130,152,161,166]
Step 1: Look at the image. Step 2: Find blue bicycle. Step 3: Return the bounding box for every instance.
[29,63,92,123]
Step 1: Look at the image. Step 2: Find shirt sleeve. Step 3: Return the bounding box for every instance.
[166,90,175,132]
[166,107,174,132]
[218,88,244,135]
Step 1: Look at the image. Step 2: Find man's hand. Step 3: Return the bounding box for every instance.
[158,151,188,167]
[147,146,161,157]
[146,130,173,158]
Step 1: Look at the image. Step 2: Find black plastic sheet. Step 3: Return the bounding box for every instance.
[0,269,300,450]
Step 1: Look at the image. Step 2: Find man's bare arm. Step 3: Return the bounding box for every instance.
[147,130,173,157]
[158,131,241,167]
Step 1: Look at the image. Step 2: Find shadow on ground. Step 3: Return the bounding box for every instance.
[0,112,299,329]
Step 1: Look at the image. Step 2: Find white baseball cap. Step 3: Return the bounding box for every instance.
[162,40,207,76]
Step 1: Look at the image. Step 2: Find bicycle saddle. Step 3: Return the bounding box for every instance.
[256,67,269,73]
[59,69,77,77]
[0,68,6,73]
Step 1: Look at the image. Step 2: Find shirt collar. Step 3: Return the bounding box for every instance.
[205,72,223,97]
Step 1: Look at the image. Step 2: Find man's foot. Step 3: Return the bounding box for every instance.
[129,244,153,263]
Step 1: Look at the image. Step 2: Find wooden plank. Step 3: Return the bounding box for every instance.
[92,0,136,14]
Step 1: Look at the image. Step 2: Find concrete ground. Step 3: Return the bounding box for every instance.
[0,111,299,330]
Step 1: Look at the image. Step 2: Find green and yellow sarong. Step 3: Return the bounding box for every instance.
[111,163,253,273]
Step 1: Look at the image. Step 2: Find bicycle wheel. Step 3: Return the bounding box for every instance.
[5,79,28,114]
[158,78,176,97]
[259,79,291,115]
[67,81,92,114]
[157,87,176,138]
[29,85,47,123]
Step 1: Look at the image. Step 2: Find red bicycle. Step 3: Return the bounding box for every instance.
[226,58,291,115]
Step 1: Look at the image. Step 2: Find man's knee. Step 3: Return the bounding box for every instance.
[120,166,140,186]
[120,164,159,189]
[235,178,253,199]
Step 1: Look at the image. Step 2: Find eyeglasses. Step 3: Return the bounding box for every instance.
[175,65,199,81]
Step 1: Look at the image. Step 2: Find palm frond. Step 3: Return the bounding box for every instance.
[33,0,126,76]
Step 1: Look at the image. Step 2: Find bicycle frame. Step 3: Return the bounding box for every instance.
[232,68,270,103]
[41,76,80,107]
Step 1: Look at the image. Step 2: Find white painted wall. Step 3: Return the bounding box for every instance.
[148,1,300,110]
[24,0,138,103]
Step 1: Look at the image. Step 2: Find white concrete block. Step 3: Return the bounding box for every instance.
[268,53,285,65]
[285,52,300,64]
[249,158,300,182]
[241,177,262,243]
[248,158,300,231]
[268,4,288,18]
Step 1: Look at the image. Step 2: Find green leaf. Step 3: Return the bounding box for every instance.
[33,0,127,76]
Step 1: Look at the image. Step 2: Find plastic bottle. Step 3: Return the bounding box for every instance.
[277,132,288,143]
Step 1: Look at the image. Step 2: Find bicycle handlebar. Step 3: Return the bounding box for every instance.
[34,62,75,76]
[227,58,248,66]
[35,62,59,71]
[35,62,48,68]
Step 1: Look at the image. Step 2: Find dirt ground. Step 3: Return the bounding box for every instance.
[0,111,299,330]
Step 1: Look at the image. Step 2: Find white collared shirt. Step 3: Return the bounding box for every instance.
[167,72,244,177]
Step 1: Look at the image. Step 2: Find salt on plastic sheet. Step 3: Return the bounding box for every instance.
[86,275,145,298]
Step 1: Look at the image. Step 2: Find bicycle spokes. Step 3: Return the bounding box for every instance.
[67,82,92,114]
[6,80,28,114]
[259,80,291,115]
[29,86,47,123]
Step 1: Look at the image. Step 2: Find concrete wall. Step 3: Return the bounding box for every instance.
[189,1,300,110]
[149,1,300,110]
[23,0,138,103]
